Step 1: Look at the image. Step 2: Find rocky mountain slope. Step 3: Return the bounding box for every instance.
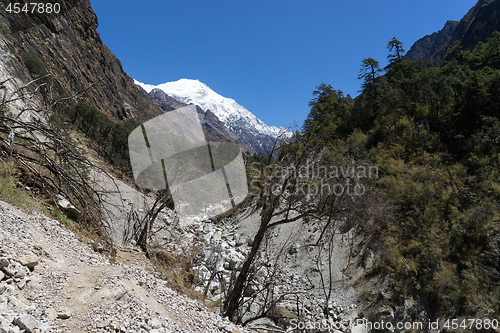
[0,199,251,333]
[459,0,500,50]
[405,20,458,61]
[0,0,162,123]
[0,0,291,155]
[136,79,290,154]
[406,0,499,66]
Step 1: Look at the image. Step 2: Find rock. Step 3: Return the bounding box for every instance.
[45,308,57,320]
[235,237,245,247]
[95,287,126,301]
[15,279,26,290]
[404,297,415,309]
[244,285,258,297]
[221,324,238,333]
[17,255,38,269]
[288,243,299,255]
[14,266,26,279]
[0,283,6,295]
[57,309,71,319]
[269,305,297,327]
[351,323,369,333]
[14,315,41,333]
[8,296,27,312]
[2,284,16,297]
[96,320,110,329]
[149,318,161,329]
[1,265,15,277]
[10,326,22,333]
[377,305,394,319]
[93,241,105,253]
[0,258,8,269]
[228,258,238,271]
[212,233,222,243]
[57,197,80,220]
[0,271,4,281]
[0,318,10,333]
[109,322,120,330]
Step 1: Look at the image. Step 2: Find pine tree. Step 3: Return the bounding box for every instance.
[387,37,404,65]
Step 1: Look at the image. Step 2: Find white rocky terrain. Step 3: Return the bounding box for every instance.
[0,199,252,333]
[85,163,361,331]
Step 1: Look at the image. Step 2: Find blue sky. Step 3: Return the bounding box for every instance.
[91,0,477,129]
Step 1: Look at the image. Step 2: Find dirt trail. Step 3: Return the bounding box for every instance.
[0,200,250,333]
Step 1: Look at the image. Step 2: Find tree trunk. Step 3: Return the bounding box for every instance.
[223,215,270,322]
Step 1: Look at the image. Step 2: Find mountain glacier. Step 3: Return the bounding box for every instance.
[134,79,289,143]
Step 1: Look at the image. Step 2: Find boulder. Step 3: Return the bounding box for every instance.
[228,258,238,271]
[0,319,11,333]
[2,265,15,277]
[351,323,369,333]
[14,314,41,333]
[57,308,71,319]
[244,284,258,297]
[45,308,57,320]
[57,197,81,220]
[288,244,299,255]
[269,305,297,327]
[18,255,39,269]
[149,318,161,329]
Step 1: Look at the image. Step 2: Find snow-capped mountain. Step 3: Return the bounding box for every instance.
[134,79,289,153]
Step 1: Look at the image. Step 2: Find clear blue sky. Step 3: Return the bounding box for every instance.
[90,0,477,129]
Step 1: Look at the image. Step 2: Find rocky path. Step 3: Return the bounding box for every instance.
[0,200,251,333]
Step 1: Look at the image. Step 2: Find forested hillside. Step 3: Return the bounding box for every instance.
[293,33,500,319]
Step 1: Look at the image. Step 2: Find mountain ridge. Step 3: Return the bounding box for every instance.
[405,20,459,62]
[135,78,290,153]
[406,0,499,66]
[0,0,162,123]
[144,88,255,153]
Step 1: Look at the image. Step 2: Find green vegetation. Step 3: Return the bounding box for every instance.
[294,33,500,318]
[149,247,204,301]
[0,23,12,42]
[52,101,137,172]
[0,160,88,237]
[47,205,89,238]
[21,52,48,79]
[21,52,51,97]
[0,161,38,211]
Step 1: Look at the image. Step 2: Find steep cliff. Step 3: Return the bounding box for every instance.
[459,0,500,50]
[0,0,163,122]
[406,20,458,62]
[409,0,499,66]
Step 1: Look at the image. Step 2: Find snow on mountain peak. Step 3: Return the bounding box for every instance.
[134,78,288,139]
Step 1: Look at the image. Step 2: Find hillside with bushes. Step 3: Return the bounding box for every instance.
[293,32,500,320]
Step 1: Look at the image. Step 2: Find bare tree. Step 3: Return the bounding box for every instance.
[124,188,173,253]
[123,160,201,254]
[222,131,364,323]
[0,76,114,233]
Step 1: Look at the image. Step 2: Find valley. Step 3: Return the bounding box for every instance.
[0,0,499,332]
